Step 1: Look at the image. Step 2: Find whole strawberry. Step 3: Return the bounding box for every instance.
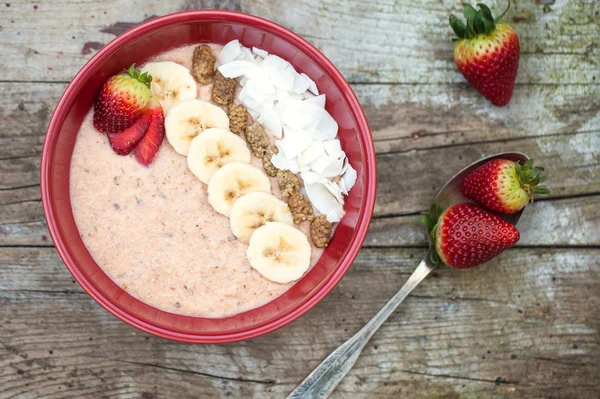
[421,203,519,269]
[449,2,520,106]
[93,64,152,134]
[461,159,550,214]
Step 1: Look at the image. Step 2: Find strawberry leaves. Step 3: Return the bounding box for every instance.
[514,159,551,199]
[420,203,443,266]
[125,64,152,88]
[449,1,511,39]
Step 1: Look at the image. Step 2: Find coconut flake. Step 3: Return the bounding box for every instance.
[257,106,282,138]
[278,127,312,159]
[326,209,342,223]
[300,171,327,185]
[238,46,255,62]
[245,79,275,103]
[219,40,242,64]
[238,85,262,111]
[298,140,325,166]
[270,151,300,173]
[260,55,296,91]
[324,179,344,203]
[252,46,269,58]
[320,155,345,178]
[342,163,357,192]
[305,183,344,221]
[304,94,326,108]
[301,73,319,95]
[309,153,333,174]
[218,60,272,90]
[338,178,348,195]
[247,107,260,120]
[324,139,343,157]
[315,113,338,140]
[291,73,311,94]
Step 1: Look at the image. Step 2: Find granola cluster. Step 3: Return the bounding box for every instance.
[212,71,237,106]
[191,45,215,85]
[311,215,332,248]
[287,192,314,224]
[227,104,248,134]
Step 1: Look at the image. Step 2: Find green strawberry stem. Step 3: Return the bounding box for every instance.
[419,203,443,266]
[514,159,551,202]
[125,64,152,88]
[450,1,510,39]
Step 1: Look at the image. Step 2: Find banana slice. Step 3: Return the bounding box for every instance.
[141,62,197,112]
[230,192,294,243]
[207,162,271,217]
[187,128,251,184]
[165,99,230,155]
[246,222,312,284]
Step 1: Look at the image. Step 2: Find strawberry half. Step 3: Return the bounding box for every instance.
[134,106,165,166]
[107,111,151,155]
[461,159,550,214]
[93,64,152,134]
[421,203,519,269]
[449,2,520,106]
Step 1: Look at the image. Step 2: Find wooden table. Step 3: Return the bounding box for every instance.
[1,1,598,398]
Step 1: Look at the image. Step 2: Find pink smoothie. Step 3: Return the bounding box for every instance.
[69,45,324,318]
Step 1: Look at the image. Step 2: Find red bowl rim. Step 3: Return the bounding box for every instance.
[41,10,377,343]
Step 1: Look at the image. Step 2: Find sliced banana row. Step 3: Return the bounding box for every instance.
[147,60,312,284]
[230,192,293,243]
[165,99,230,156]
[188,128,251,184]
[247,222,312,284]
[207,162,271,217]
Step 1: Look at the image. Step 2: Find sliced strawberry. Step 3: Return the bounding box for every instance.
[135,106,165,166]
[107,111,151,155]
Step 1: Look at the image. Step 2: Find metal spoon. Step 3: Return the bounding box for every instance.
[287,152,529,399]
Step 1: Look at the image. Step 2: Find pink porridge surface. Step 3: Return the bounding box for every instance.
[69,44,324,318]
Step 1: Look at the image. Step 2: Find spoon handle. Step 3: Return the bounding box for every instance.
[286,259,435,399]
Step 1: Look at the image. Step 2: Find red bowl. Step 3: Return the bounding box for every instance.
[41,11,376,343]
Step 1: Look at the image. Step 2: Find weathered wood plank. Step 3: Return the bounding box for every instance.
[3,82,599,159]
[1,247,598,398]
[1,0,598,84]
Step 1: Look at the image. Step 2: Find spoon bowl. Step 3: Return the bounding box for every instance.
[433,151,529,225]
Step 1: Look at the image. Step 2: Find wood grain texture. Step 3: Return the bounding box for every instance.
[0,248,598,399]
[0,0,599,397]
[1,1,598,84]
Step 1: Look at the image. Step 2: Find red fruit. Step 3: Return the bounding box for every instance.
[93,64,152,134]
[461,159,550,214]
[421,203,519,269]
[135,106,165,166]
[107,111,151,155]
[449,2,520,106]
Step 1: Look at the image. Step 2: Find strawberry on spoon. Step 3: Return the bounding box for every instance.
[135,105,165,166]
[461,158,550,214]
[449,1,520,106]
[93,64,153,134]
[421,203,520,268]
